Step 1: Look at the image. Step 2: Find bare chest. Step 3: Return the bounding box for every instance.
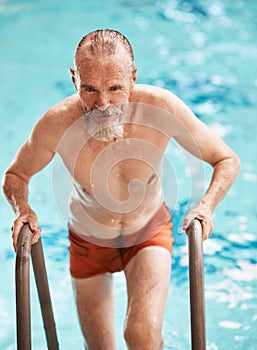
[58,123,168,202]
[75,138,163,199]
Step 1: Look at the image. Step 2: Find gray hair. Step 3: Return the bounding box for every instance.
[75,29,135,71]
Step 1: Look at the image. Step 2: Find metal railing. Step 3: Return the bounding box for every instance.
[15,220,205,349]
[188,219,206,350]
[15,224,59,350]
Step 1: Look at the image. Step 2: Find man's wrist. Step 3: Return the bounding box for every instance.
[198,199,215,214]
[14,202,31,216]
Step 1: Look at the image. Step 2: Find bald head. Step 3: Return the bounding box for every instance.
[74,29,136,73]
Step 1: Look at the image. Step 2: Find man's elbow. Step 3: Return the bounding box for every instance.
[226,152,241,180]
[213,150,241,179]
[2,171,12,197]
[232,152,240,174]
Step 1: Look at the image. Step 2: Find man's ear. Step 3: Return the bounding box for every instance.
[70,67,77,90]
[130,67,137,95]
[132,66,138,82]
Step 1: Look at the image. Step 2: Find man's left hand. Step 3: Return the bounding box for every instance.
[183,203,214,241]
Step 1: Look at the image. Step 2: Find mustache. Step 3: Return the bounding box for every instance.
[85,105,123,118]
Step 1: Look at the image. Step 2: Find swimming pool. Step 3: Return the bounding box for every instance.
[1,0,257,348]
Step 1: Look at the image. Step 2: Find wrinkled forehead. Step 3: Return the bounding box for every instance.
[75,59,132,85]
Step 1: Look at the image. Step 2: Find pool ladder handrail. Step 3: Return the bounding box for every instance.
[188,219,206,350]
[15,221,205,349]
[15,224,59,350]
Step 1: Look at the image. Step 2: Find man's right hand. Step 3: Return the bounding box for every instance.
[12,208,41,252]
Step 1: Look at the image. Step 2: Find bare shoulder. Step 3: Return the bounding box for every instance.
[130,84,238,166]
[130,84,199,139]
[30,94,83,152]
[38,93,82,129]
[131,84,188,115]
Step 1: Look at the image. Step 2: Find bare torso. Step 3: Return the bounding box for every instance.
[53,85,173,239]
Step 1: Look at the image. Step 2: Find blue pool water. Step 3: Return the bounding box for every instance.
[1,0,257,349]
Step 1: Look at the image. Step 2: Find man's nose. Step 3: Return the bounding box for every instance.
[95,92,110,110]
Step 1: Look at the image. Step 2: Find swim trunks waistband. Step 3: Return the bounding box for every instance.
[68,203,172,248]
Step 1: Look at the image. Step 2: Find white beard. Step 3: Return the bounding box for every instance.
[84,105,124,142]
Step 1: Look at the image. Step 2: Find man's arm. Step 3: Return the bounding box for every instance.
[175,99,240,239]
[156,87,240,240]
[182,156,240,240]
[2,116,56,250]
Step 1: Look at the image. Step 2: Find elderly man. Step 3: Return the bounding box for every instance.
[3,29,240,350]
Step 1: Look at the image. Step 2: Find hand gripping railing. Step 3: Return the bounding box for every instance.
[15,224,59,349]
[188,219,206,350]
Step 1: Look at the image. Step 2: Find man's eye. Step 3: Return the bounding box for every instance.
[110,86,121,91]
[83,86,96,92]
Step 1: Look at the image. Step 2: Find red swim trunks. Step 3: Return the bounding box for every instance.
[68,204,174,279]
